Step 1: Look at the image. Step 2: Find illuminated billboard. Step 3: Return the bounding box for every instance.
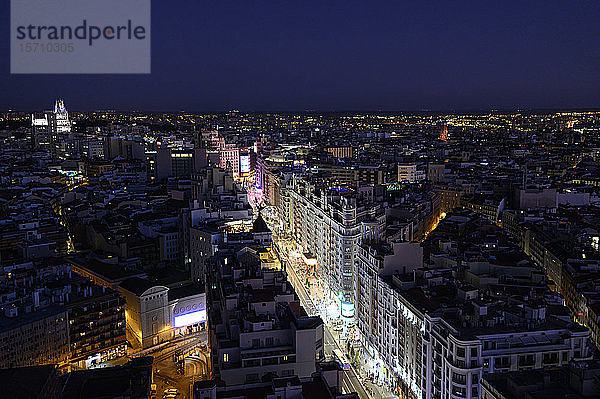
[240,154,250,173]
[341,302,354,318]
[173,308,206,328]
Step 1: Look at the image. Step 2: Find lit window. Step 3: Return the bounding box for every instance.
[223,353,229,363]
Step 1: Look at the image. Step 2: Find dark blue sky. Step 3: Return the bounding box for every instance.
[2,1,600,112]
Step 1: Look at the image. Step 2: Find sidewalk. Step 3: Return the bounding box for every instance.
[283,238,398,399]
[265,213,398,398]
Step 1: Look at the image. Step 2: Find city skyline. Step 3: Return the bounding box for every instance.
[0,99,600,399]
[2,2,600,398]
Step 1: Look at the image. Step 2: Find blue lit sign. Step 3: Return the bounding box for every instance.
[240,155,250,173]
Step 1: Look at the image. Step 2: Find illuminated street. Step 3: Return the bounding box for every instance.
[257,202,397,399]
[131,333,210,399]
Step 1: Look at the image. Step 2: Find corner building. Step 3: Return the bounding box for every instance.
[286,175,385,316]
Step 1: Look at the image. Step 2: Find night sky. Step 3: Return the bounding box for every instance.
[2,1,600,112]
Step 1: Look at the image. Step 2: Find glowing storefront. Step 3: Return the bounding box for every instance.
[119,277,208,349]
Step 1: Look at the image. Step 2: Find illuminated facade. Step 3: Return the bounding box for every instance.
[220,143,241,176]
[356,247,592,399]
[53,99,71,134]
[440,122,448,141]
[207,250,324,386]
[286,176,385,316]
[119,278,207,349]
[398,163,424,183]
[356,242,425,398]
[30,99,71,153]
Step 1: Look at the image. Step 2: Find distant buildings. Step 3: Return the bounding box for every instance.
[0,305,69,369]
[440,122,448,141]
[31,99,72,156]
[5,106,600,399]
[194,365,356,399]
[398,163,425,183]
[326,146,354,159]
[147,147,206,180]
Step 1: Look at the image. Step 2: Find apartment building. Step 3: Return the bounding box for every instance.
[0,259,127,370]
[356,211,593,399]
[286,175,385,314]
[398,163,425,183]
[0,306,70,368]
[66,283,127,369]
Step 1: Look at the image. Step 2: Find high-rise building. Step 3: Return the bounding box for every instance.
[31,99,72,153]
[284,176,385,316]
[52,99,71,134]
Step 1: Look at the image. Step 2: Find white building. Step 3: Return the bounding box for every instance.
[355,241,592,399]
[398,163,424,183]
[119,278,207,349]
[356,241,426,397]
[285,176,385,317]
[53,99,71,134]
[220,144,241,176]
[208,250,324,386]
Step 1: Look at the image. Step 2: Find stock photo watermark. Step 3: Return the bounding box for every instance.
[11,0,151,74]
